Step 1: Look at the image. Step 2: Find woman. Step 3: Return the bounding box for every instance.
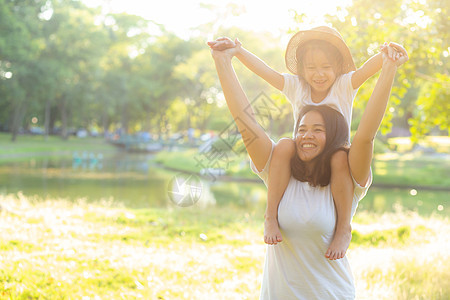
[210,42,408,299]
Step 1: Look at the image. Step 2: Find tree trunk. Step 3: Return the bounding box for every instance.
[59,97,69,140]
[102,112,109,138]
[10,101,27,142]
[44,99,51,140]
[121,104,128,134]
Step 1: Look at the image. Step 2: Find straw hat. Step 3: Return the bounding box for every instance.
[285,26,356,75]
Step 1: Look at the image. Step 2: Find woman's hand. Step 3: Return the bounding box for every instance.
[209,45,236,61]
[380,42,409,67]
[208,37,242,61]
[388,42,409,66]
[207,37,241,51]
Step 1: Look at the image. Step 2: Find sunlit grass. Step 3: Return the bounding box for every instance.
[361,256,450,300]
[154,141,450,188]
[388,136,450,153]
[154,149,254,179]
[373,152,450,188]
[0,132,117,163]
[0,193,448,299]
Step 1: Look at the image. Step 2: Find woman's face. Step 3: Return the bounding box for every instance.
[295,110,327,162]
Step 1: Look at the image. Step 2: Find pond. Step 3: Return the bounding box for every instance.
[0,151,447,217]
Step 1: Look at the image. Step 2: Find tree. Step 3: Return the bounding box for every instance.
[321,0,449,140]
[40,0,109,139]
[0,0,47,141]
[131,32,196,137]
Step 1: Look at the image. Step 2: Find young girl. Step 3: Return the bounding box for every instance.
[208,26,389,260]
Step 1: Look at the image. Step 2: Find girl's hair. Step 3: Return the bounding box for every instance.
[296,40,344,78]
[291,105,349,187]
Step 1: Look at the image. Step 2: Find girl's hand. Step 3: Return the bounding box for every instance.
[380,42,397,60]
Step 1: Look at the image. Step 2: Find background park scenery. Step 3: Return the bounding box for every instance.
[0,0,449,299]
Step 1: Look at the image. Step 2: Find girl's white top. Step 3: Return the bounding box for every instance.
[283,72,357,138]
[251,142,372,300]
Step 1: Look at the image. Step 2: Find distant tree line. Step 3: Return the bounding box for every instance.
[0,0,448,142]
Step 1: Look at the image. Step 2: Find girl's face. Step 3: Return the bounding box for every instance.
[295,110,327,162]
[301,49,337,99]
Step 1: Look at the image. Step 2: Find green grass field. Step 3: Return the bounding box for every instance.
[1,133,448,298]
[0,194,448,299]
[0,133,117,163]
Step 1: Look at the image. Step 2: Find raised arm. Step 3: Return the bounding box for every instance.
[209,37,285,91]
[351,51,383,89]
[349,43,408,186]
[351,42,405,90]
[210,46,273,171]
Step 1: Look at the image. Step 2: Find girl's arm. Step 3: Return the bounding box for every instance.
[351,42,403,90]
[349,44,408,186]
[211,46,273,171]
[351,52,383,89]
[209,37,285,91]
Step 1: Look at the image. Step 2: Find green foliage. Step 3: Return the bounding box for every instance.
[409,73,450,142]
[323,0,448,139]
[0,0,447,142]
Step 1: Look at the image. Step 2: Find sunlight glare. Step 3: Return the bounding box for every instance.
[84,0,352,39]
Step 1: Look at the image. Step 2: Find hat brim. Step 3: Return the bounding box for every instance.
[285,30,356,75]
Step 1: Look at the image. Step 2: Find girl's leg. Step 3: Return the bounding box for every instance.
[265,138,295,245]
[325,150,354,260]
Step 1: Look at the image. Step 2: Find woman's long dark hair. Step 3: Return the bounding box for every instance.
[291,105,349,187]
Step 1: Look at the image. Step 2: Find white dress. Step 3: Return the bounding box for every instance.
[251,142,372,300]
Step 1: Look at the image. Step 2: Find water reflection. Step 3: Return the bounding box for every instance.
[0,153,447,216]
[72,152,104,170]
[358,187,448,216]
[1,152,166,208]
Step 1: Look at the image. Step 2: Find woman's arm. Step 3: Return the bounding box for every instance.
[211,47,273,171]
[349,44,408,186]
[209,37,285,91]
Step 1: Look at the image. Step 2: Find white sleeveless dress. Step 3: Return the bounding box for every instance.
[251,142,371,299]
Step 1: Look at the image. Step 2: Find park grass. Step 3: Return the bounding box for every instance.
[372,152,450,188]
[0,193,448,299]
[153,144,450,189]
[0,133,117,163]
[388,136,450,153]
[153,149,254,179]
